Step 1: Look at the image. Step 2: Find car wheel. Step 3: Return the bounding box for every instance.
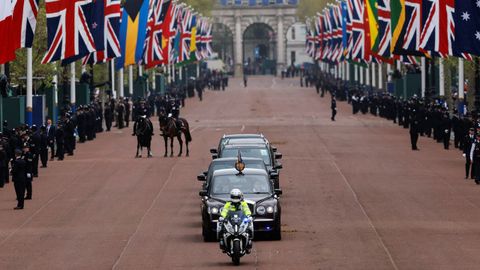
[274,179,280,189]
[202,222,216,242]
[271,217,282,240]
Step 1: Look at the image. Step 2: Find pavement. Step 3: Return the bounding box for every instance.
[0,76,478,270]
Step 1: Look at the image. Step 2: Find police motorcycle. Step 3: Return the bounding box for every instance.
[217,210,253,266]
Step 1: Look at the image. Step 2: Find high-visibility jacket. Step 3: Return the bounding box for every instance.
[220,201,251,218]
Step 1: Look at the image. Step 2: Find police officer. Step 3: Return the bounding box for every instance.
[39,126,48,168]
[11,149,26,210]
[104,104,113,132]
[30,125,40,177]
[55,124,65,161]
[473,133,480,185]
[464,128,476,179]
[331,96,337,121]
[22,144,34,200]
[410,109,420,150]
[125,98,131,128]
[441,112,452,150]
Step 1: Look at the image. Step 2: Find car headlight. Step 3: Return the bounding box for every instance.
[266,206,274,214]
[210,207,219,214]
[256,206,266,215]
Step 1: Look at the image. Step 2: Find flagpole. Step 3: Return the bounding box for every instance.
[111,59,116,97]
[0,65,4,74]
[354,64,358,83]
[26,48,33,126]
[70,62,76,112]
[118,68,124,97]
[128,66,133,96]
[366,64,370,88]
[387,63,392,83]
[371,63,376,90]
[421,57,426,98]
[439,58,445,97]
[152,69,156,93]
[53,65,58,123]
[346,62,350,82]
[459,58,465,101]
[359,66,364,85]
[378,63,383,91]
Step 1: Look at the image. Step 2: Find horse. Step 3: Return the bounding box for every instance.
[133,115,154,158]
[159,111,192,157]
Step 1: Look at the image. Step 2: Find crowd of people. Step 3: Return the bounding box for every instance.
[303,69,480,184]
[0,71,231,210]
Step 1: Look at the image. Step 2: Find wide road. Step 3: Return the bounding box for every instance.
[0,76,478,270]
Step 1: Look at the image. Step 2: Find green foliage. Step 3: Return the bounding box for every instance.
[296,0,329,21]
[183,0,216,16]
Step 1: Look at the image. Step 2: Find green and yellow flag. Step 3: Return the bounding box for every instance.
[365,0,379,52]
[390,0,405,53]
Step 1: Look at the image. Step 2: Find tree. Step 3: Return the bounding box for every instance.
[183,0,215,16]
[296,0,329,21]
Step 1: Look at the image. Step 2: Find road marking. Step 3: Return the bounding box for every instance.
[241,125,245,132]
[0,162,98,247]
[112,162,179,270]
[271,78,277,89]
[311,126,399,270]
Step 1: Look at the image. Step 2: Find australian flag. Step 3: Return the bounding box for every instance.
[454,1,480,57]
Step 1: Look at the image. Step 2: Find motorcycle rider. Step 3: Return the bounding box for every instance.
[218,189,253,253]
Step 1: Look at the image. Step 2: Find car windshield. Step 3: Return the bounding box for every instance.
[221,148,271,165]
[211,174,271,195]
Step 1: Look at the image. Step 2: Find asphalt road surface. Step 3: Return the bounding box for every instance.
[0,76,478,270]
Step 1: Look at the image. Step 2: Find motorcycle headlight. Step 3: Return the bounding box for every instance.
[210,207,219,215]
[256,206,266,215]
[266,206,274,214]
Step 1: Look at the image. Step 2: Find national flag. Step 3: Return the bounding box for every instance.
[42,0,96,64]
[305,22,315,57]
[160,0,176,65]
[12,0,39,49]
[116,0,149,69]
[190,14,197,54]
[143,0,169,69]
[377,0,392,58]
[314,14,324,60]
[63,0,105,65]
[453,0,480,57]
[322,9,333,60]
[170,4,183,64]
[195,18,204,60]
[204,20,213,58]
[348,0,367,62]
[0,0,16,64]
[419,0,455,58]
[84,0,121,64]
[390,0,405,52]
[365,0,380,51]
[393,0,423,56]
[179,8,192,62]
[341,1,351,58]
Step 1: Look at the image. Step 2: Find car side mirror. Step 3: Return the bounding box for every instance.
[274,189,283,196]
[199,190,208,197]
[275,153,282,160]
[269,172,279,180]
[211,154,218,160]
[197,174,206,181]
[275,163,283,170]
[203,171,208,176]
[210,148,218,154]
[271,146,277,152]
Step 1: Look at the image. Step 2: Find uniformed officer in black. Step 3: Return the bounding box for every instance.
[55,124,65,161]
[331,96,337,121]
[39,126,49,168]
[472,133,480,185]
[441,112,452,150]
[22,144,34,200]
[11,149,26,210]
[104,105,113,131]
[410,109,420,150]
[464,128,476,179]
[30,125,41,177]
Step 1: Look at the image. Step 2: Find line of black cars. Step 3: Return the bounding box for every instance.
[198,134,284,241]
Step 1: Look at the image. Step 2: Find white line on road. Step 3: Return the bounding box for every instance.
[271,78,277,89]
[241,125,245,132]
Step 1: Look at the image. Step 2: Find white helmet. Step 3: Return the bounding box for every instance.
[230,189,243,203]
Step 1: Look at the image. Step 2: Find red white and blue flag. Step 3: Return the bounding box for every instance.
[0,0,15,64]
[42,0,97,64]
[84,0,121,65]
[12,0,39,49]
[143,0,169,68]
[377,0,392,58]
[348,0,366,62]
[419,0,455,58]
[394,0,423,55]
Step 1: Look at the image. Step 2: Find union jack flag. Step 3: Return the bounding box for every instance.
[12,0,39,49]
[179,8,192,62]
[394,0,423,55]
[169,4,182,64]
[83,0,121,65]
[377,0,392,58]
[195,18,205,60]
[348,0,367,62]
[143,0,169,68]
[314,14,324,60]
[419,0,455,58]
[42,0,96,64]
[322,9,332,60]
[204,21,213,58]
[305,22,315,57]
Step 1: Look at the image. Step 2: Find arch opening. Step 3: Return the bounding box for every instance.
[242,23,277,75]
[212,23,234,74]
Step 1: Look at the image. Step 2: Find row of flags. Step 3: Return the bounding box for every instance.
[0,0,214,70]
[305,0,480,66]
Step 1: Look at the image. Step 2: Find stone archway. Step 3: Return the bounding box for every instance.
[243,23,277,75]
[212,23,234,74]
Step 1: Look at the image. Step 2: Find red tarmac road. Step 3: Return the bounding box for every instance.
[0,76,478,270]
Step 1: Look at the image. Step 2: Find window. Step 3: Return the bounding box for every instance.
[291,27,296,40]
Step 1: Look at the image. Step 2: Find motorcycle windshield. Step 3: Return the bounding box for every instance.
[226,211,247,226]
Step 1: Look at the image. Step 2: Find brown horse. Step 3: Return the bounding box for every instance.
[159,112,192,157]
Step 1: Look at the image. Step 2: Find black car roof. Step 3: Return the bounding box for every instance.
[210,157,264,163]
[212,168,268,177]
